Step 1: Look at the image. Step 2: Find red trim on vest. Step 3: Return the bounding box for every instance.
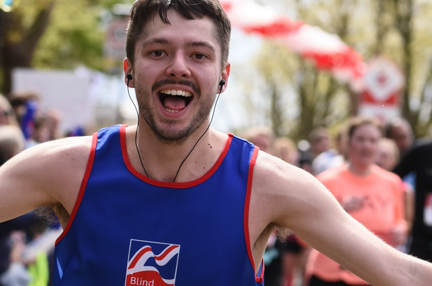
[120,124,233,188]
[259,258,265,282]
[243,147,263,282]
[55,133,98,245]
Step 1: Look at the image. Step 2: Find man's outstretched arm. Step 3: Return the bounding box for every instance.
[251,152,432,286]
[0,136,92,224]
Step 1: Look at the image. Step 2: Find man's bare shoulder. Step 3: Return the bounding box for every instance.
[250,150,341,231]
[11,135,93,171]
[0,135,94,222]
[252,150,317,196]
[18,135,94,190]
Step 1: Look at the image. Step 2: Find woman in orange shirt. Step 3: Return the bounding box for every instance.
[306,117,407,286]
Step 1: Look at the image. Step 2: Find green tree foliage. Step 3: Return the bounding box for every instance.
[0,0,55,94]
[32,0,106,71]
[0,0,133,94]
[246,0,432,141]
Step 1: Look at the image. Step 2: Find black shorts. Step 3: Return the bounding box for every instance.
[284,235,303,254]
[308,275,370,286]
[409,235,432,262]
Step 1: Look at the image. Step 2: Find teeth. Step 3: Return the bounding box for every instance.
[165,108,180,113]
[160,90,192,97]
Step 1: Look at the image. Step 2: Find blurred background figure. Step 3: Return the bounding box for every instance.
[0,95,19,127]
[241,126,275,154]
[274,137,299,166]
[241,127,287,286]
[376,138,415,251]
[393,139,432,263]
[384,117,418,253]
[0,125,25,167]
[385,117,414,157]
[298,152,314,176]
[33,110,61,143]
[308,128,331,160]
[7,91,62,148]
[8,92,41,148]
[305,117,407,286]
[27,109,61,147]
[8,92,40,129]
[0,125,34,286]
[376,138,399,171]
[333,128,348,164]
[274,137,309,286]
[0,124,56,286]
[309,128,343,176]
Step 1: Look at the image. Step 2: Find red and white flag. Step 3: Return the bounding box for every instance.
[221,0,367,91]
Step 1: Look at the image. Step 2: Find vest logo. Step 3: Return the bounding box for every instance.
[125,239,180,286]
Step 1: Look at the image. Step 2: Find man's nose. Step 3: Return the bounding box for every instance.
[166,51,191,79]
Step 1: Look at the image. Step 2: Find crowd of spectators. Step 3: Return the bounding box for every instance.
[0,91,83,286]
[238,116,431,286]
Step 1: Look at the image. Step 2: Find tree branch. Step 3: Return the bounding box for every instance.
[22,1,55,58]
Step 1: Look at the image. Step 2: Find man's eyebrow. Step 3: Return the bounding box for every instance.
[141,38,216,54]
[189,41,216,53]
[141,38,171,48]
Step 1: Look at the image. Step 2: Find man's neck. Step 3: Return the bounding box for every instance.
[129,124,226,182]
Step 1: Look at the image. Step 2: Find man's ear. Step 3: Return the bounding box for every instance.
[123,58,134,88]
[220,62,231,93]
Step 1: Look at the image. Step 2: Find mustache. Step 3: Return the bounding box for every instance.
[152,79,200,94]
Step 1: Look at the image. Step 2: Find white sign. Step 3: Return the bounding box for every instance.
[359,57,405,122]
[363,57,405,103]
[105,18,129,60]
[12,68,92,134]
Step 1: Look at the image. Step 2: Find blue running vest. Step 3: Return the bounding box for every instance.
[53,125,264,286]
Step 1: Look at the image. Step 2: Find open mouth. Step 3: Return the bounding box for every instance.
[159,90,193,113]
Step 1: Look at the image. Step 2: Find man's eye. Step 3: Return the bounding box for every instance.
[151,50,164,57]
[194,53,206,60]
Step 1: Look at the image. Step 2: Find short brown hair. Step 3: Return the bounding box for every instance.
[384,117,413,140]
[126,0,231,69]
[346,117,383,139]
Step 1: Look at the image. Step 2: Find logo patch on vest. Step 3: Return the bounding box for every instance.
[125,239,180,286]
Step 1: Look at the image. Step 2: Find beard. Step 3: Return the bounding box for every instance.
[136,82,215,144]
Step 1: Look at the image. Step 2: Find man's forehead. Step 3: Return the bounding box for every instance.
[139,10,220,49]
[148,9,215,32]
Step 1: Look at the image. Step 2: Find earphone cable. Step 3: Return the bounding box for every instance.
[126,82,149,178]
[127,79,224,182]
[172,84,223,182]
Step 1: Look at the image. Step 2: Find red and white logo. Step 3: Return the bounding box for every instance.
[125,240,180,286]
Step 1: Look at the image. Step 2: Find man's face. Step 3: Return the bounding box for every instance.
[127,9,229,143]
[312,136,330,155]
[348,124,381,169]
[389,124,412,155]
[376,143,397,171]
